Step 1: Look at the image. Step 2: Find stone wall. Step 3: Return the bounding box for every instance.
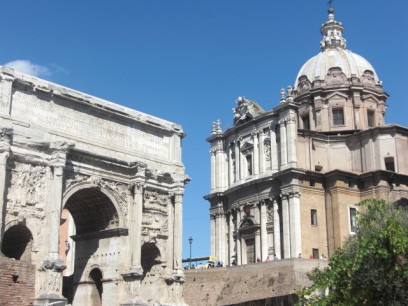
[183,259,327,306]
[0,255,36,306]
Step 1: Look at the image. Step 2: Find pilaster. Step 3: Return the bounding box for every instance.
[252,129,259,175]
[270,125,279,173]
[259,130,266,173]
[0,128,11,249]
[289,192,302,258]
[259,201,268,261]
[35,141,74,306]
[280,193,291,258]
[279,120,287,167]
[0,68,14,115]
[272,199,281,259]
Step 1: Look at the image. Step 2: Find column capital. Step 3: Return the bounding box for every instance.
[258,199,267,206]
[130,181,145,196]
[50,141,74,170]
[288,191,301,198]
[171,190,184,202]
[278,118,286,126]
[135,162,147,177]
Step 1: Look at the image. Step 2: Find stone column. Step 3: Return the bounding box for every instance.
[228,144,234,186]
[259,201,268,261]
[259,130,265,173]
[286,116,297,167]
[36,142,73,306]
[273,199,281,259]
[173,191,184,272]
[238,138,243,180]
[289,192,302,258]
[215,210,224,261]
[121,164,147,306]
[279,120,287,167]
[0,128,11,249]
[214,144,220,190]
[270,126,278,173]
[210,150,216,190]
[228,211,235,266]
[220,212,228,264]
[252,129,259,175]
[255,204,261,261]
[167,194,175,266]
[0,68,14,115]
[210,213,216,257]
[236,208,242,265]
[281,194,291,258]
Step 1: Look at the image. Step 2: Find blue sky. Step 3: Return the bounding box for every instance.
[1,0,407,262]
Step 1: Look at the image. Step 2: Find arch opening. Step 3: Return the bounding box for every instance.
[64,188,119,235]
[89,268,103,306]
[1,224,33,261]
[141,243,161,277]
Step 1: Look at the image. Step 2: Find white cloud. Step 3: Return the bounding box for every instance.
[3,60,51,78]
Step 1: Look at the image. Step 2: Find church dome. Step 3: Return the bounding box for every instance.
[295,8,380,87]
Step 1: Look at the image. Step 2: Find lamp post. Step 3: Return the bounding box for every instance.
[188,236,193,269]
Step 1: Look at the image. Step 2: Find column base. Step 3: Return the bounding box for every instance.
[34,294,67,306]
[120,300,148,306]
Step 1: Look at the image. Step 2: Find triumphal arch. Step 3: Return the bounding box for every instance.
[0,66,189,306]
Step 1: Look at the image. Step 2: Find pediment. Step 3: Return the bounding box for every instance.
[361,94,380,104]
[241,141,254,154]
[326,91,349,100]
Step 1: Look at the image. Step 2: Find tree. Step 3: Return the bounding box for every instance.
[297,199,408,306]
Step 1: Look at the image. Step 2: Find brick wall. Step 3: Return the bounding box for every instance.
[0,255,35,306]
[183,259,327,306]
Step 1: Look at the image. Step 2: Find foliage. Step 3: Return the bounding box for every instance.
[297,199,408,306]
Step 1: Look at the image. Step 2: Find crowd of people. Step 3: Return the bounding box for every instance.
[185,253,327,269]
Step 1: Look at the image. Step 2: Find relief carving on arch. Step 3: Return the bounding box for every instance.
[6,162,47,217]
[142,190,170,237]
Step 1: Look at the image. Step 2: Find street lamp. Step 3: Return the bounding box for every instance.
[188,236,193,269]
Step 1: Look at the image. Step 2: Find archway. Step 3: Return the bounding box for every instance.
[141,242,161,277]
[1,224,33,261]
[89,268,103,306]
[61,187,122,305]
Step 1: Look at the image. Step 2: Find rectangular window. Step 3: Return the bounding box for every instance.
[367,110,375,127]
[311,209,317,225]
[302,116,310,130]
[246,155,253,176]
[385,157,395,172]
[332,108,344,125]
[349,207,358,233]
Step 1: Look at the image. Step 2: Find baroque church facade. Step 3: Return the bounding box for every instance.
[0,65,189,305]
[205,8,408,265]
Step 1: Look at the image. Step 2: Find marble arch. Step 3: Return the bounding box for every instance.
[0,66,189,306]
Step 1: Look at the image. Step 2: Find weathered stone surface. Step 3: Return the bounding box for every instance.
[183,259,327,306]
[0,67,189,306]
